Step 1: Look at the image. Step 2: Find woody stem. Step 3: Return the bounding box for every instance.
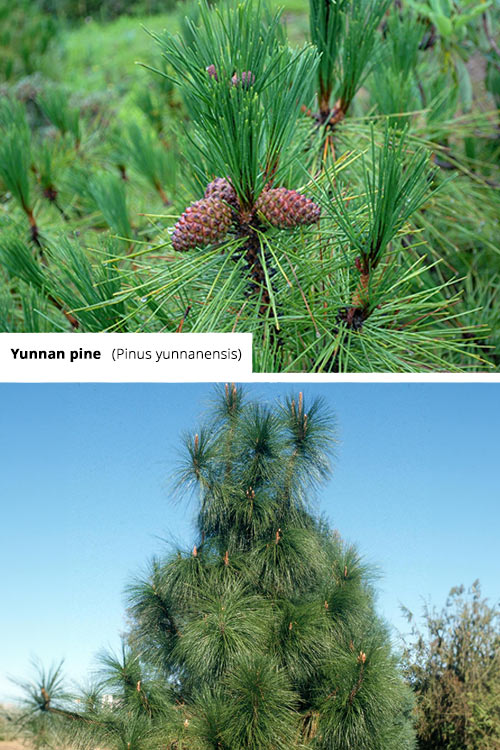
[241,225,271,318]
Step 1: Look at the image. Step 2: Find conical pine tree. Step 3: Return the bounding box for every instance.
[126,386,415,750]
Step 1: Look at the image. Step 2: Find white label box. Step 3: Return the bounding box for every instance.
[0,333,253,382]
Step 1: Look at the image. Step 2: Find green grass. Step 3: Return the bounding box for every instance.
[51,13,179,93]
[51,0,309,95]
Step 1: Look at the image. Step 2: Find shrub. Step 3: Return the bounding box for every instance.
[402,581,500,750]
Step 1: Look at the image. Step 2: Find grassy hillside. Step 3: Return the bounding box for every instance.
[48,0,307,91]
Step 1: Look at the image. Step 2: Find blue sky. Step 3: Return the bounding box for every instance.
[1,383,499,703]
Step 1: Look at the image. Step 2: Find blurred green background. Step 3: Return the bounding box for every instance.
[0,0,307,91]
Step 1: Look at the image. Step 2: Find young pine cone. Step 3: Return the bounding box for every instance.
[204,177,240,211]
[206,64,218,80]
[255,187,321,228]
[172,197,232,252]
[231,70,255,88]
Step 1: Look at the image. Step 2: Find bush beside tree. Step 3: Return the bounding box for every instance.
[402,581,500,750]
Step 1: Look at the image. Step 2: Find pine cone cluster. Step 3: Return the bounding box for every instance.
[172,197,232,252]
[171,178,321,252]
[255,187,321,228]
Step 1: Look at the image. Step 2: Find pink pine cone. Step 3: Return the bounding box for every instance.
[255,187,321,228]
[172,197,232,252]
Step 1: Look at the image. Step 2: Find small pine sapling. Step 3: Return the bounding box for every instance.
[308,0,390,137]
[120,122,177,205]
[328,126,434,318]
[37,88,81,149]
[33,140,71,221]
[0,99,41,247]
[88,172,133,249]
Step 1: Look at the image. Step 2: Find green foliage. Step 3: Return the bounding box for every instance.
[134,75,179,136]
[405,0,491,45]
[328,126,434,272]
[402,581,500,750]
[155,0,317,204]
[404,0,495,111]
[221,655,299,750]
[88,173,132,240]
[335,0,391,116]
[0,704,22,742]
[119,123,177,204]
[0,234,127,330]
[38,88,81,145]
[16,652,179,750]
[371,7,424,124]
[36,0,179,22]
[309,0,390,119]
[0,99,32,211]
[0,129,32,213]
[309,0,348,115]
[0,0,58,81]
